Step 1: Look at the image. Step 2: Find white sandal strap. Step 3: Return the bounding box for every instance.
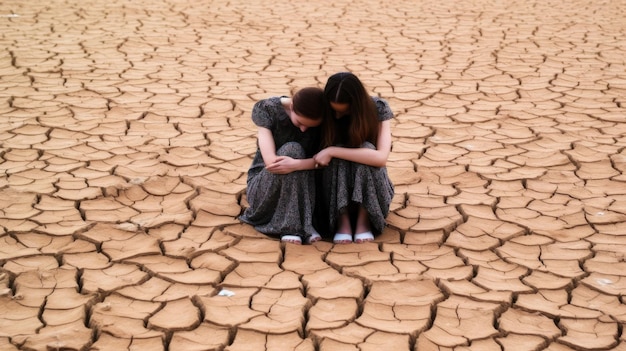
[333,233,352,243]
[281,235,302,244]
[354,231,374,243]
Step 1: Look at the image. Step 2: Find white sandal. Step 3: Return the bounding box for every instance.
[306,232,322,244]
[281,235,302,245]
[333,233,352,244]
[354,231,374,243]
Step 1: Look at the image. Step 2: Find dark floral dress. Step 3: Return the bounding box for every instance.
[319,97,394,235]
[239,97,320,241]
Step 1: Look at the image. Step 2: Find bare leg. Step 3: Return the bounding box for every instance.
[337,211,352,234]
[354,206,371,233]
[333,211,353,244]
[354,206,374,243]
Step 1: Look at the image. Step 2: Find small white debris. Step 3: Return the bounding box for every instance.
[596,278,613,285]
[47,341,65,349]
[115,222,139,231]
[1,14,19,18]
[218,289,235,297]
[130,178,145,185]
[100,302,112,311]
[596,212,605,216]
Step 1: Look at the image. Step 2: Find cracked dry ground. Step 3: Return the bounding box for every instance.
[0,0,625,351]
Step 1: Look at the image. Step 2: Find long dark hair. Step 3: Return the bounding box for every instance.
[321,72,379,148]
[292,87,324,121]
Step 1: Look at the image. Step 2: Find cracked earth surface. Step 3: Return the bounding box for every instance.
[1,0,626,350]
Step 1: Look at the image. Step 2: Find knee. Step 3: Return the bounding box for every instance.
[277,142,306,159]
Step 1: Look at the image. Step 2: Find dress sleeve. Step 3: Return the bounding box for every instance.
[251,98,276,129]
[373,97,394,122]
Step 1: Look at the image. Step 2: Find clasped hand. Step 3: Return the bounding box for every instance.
[313,147,333,168]
[265,156,299,174]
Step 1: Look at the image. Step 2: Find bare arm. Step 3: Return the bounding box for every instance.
[314,120,392,168]
[257,127,278,165]
[257,127,318,174]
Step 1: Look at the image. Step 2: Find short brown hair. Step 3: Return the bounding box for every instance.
[292,87,324,121]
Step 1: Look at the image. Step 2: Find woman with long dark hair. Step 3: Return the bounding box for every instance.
[314,72,394,244]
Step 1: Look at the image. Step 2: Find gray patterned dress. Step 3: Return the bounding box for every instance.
[319,97,394,235]
[239,96,320,241]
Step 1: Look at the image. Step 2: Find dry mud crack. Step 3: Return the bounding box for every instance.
[1,0,626,350]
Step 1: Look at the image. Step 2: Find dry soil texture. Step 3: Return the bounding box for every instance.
[1,0,625,350]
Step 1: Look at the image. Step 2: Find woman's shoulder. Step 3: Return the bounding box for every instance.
[252,96,289,127]
[255,96,287,109]
[371,96,393,121]
[253,96,291,116]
